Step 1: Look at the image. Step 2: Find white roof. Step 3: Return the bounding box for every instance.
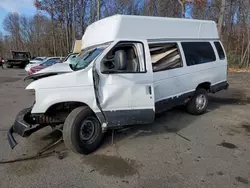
[82,15,219,49]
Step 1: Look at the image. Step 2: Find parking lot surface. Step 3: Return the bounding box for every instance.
[0,69,250,188]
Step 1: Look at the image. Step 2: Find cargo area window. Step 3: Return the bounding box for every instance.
[181,42,216,66]
[101,42,146,73]
[149,43,182,72]
[214,42,225,60]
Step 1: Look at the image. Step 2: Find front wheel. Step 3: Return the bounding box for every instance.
[186,88,208,115]
[63,106,104,154]
[6,64,13,68]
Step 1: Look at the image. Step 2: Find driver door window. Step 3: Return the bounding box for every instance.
[101,42,146,73]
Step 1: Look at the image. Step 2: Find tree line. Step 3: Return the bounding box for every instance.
[0,0,249,67]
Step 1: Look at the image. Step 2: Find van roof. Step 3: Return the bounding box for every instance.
[82,15,219,49]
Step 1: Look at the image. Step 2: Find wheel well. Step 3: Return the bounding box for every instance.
[196,82,211,92]
[45,102,89,116]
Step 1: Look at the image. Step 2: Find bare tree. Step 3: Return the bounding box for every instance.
[217,0,226,35]
[1,0,250,68]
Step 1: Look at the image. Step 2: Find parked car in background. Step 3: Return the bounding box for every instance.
[28,57,64,75]
[25,57,47,72]
[6,51,31,68]
[24,53,79,80]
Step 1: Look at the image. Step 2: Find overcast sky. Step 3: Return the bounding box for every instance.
[0,0,37,33]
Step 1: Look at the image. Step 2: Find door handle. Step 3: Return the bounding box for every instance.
[146,86,152,95]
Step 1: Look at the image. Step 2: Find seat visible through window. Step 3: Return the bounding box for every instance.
[126,48,139,72]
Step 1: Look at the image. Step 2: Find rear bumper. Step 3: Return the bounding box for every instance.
[7,108,46,149]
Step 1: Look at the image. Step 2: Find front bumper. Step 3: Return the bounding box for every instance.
[7,108,46,149]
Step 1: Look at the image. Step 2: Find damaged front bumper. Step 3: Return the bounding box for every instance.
[7,108,46,149]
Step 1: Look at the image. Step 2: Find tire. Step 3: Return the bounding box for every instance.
[7,64,13,68]
[20,64,26,69]
[63,106,104,154]
[186,88,208,115]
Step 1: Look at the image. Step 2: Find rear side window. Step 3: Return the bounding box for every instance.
[181,42,216,66]
[214,42,225,60]
[149,43,182,72]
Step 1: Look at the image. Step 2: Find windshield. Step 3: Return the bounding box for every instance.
[13,52,29,59]
[41,58,61,66]
[64,53,78,62]
[32,57,44,61]
[71,46,106,70]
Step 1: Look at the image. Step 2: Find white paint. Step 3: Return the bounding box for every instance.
[27,66,99,114]
[82,14,218,49]
[25,15,227,126]
[152,41,227,103]
[33,62,73,74]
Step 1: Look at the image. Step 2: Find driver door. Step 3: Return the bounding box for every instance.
[96,40,155,127]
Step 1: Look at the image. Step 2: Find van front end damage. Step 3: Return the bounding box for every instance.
[7,108,64,149]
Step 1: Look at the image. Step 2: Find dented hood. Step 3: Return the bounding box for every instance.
[25,63,73,80]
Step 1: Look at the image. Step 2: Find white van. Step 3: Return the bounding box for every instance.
[8,15,228,154]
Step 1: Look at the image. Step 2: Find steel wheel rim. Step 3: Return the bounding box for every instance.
[80,117,96,141]
[196,94,207,110]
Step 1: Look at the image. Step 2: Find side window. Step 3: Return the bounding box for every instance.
[181,42,216,66]
[214,42,225,60]
[149,43,182,72]
[101,42,145,73]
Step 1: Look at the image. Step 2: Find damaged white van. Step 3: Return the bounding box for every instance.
[8,15,228,154]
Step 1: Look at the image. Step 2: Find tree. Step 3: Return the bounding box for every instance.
[217,0,226,35]
[1,0,250,68]
[178,0,206,18]
[3,13,23,50]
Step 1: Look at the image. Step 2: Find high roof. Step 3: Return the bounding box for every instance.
[82,15,219,49]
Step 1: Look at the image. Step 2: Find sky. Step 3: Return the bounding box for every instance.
[0,0,37,33]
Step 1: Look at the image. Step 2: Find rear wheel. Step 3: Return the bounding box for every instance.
[186,88,208,115]
[7,64,13,68]
[63,106,104,154]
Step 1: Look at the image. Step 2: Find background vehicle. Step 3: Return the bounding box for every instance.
[28,57,64,75]
[6,51,31,68]
[25,57,47,72]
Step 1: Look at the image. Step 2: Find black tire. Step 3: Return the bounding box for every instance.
[63,106,104,154]
[7,64,13,68]
[186,88,208,115]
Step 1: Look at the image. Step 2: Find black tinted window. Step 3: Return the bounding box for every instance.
[182,42,216,66]
[214,42,225,60]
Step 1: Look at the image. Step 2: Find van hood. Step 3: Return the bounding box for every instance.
[24,62,73,80]
[26,67,93,90]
